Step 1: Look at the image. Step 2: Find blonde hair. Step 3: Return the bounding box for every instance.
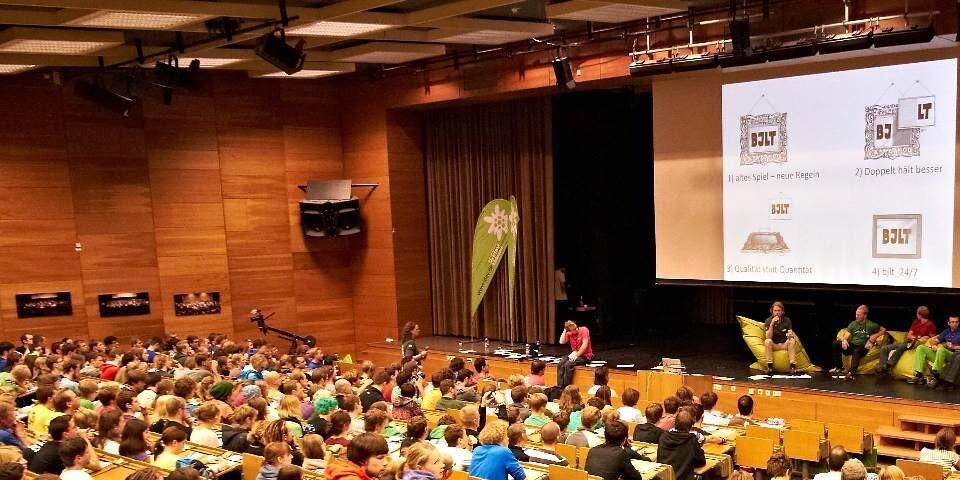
[880,466,905,480]
[155,395,185,420]
[507,374,525,388]
[194,401,221,423]
[401,442,440,477]
[10,365,30,383]
[478,420,509,445]
[278,395,302,420]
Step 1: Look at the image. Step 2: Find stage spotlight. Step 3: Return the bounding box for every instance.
[628,57,672,76]
[670,53,718,72]
[763,40,816,62]
[872,24,935,48]
[153,56,201,89]
[815,30,872,55]
[255,29,306,75]
[551,57,575,89]
[717,52,765,68]
[74,76,136,116]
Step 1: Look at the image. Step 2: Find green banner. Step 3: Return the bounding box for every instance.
[470,198,513,317]
[506,196,519,323]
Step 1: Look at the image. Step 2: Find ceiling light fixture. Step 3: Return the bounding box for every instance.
[74,76,137,117]
[871,24,935,48]
[255,29,306,75]
[65,10,209,29]
[0,64,35,74]
[153,56,201,90]
[287,21,393,37]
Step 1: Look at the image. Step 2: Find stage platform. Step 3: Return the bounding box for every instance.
[358,330,960,457]
[379,330,960,406]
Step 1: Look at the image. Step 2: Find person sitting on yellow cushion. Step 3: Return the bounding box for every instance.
[831,305,885,380]
[763,301,797,375]
[877,306,937,377]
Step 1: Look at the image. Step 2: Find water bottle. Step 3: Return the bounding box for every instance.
[534,341,541,357]
[483,337,490,354]
[525,343,530,356]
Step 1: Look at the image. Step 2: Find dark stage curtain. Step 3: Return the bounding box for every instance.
[424,97,554,343]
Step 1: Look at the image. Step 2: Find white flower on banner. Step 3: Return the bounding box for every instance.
[508,207,519,237]
[483,204,509,241]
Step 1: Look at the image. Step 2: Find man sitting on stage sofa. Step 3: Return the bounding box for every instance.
[763,301,796,375]
[558,320,593,389]
[831,305,885,380]
[877,306,937,377]
[908,315,960,389]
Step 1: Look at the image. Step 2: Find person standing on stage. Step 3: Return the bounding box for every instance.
[909,315,960,388]
[763,301,796,375]
[557,320,593,388]
[400,322,428,362]
[877,306,937,377]
[831,305,885,380]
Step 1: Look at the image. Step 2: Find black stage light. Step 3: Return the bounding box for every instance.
[670,53,718,72]
[717,52,765,68]
[872,24,935,48]
[552,56,575,89]
[815,30,872,55]
[255,29,306,75]
[730,18,751,56]
[763,40,817,62]
[628,57,673,76]
[153,57,201,89]
[74,76,136,116]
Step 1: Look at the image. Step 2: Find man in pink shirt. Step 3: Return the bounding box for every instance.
[877,305,937,376]
[558,320,593,388]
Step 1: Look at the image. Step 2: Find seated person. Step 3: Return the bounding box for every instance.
[523,393,551,428]
[441,424,472,471]
[655,396,679,431]
[510,386,530,421]
[565,406,603,448]
[841,459,868,480]
[435,380,468,411]
[831,305,885,379]
[919,428,960,471]
[585,420,647,480]
[523,422,567,466]
[814,446,848,480]
[506,423,529,462]
[656,410,706,480]
[617,388,643,424]
[877,306,936,375]
[588,367,617,397]
[325,433,390,480]
[59,437,93,480]
[525,361,546,387]
[469,421,526,480]
[455,370,479,403]
[909,316,960,388]
[767,451,791,480]
[700,392,728,426]
[633,403,665,443]
[728,395,754,427]
[472,358,491,383]
[763,301,797,374]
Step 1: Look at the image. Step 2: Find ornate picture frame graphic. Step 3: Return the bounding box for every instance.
[864,104,920,160]
[872,214,922,259]
[739,112,788,165]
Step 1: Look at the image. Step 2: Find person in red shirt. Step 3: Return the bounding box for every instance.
[877,305,937,376]
[557,320,593,388]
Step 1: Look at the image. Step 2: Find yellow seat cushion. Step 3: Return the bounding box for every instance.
[738,316,820,372]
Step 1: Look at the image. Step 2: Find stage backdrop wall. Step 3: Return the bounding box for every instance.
[654,47,960,288]
[424,97,555,343]
[0,71,369,354]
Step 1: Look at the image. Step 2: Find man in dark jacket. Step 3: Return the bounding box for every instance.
[657,411,706,480]
[585,420,648,480]
[633,403,665,443]
[359,371,390,412]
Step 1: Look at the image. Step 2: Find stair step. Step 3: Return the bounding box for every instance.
[898,414,960,429]
[876,426,936,443]
[877,445,921,460]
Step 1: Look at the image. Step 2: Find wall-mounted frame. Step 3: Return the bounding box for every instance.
[98,292,150,317]
[15,292,72,318]
[173,292,221,316]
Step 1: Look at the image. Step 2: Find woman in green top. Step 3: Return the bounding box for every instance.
[401,322,428,362]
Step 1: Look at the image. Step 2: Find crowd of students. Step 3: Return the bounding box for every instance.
[0,329,938,480]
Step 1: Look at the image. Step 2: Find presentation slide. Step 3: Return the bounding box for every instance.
[722,59,957,288]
